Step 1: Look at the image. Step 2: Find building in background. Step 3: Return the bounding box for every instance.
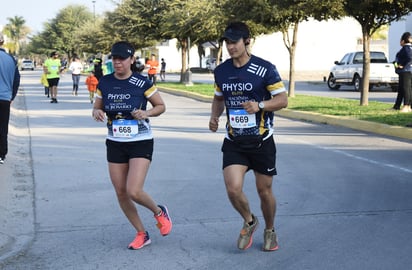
[388,14,412,62]
[156,16,397,74]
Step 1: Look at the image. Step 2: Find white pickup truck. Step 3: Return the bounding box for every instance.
[327,51,398,92]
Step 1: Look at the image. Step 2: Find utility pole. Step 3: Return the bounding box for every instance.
[92,0,96,21]
[185,36,193,86]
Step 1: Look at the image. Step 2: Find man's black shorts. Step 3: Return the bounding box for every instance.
[47,78,60,87]
[221,136,277,176]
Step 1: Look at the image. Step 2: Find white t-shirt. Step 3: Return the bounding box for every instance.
[69,61,83,75]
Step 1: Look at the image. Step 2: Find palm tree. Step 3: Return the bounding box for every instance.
[3,15,29,55]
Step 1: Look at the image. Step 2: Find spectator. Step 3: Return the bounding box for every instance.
[93,58,104,81]
[393,32,412,113]
[0,32,20,164]
[85,71,98,104]
[160,58,166,81]
[40,72,49,98]
[69,56,83,96]
[105,55,114,74]
[133,56,145,74]
[43,51,62,103]
[146,53,159,84]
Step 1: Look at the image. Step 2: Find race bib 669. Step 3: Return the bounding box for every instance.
[229,109,256,128]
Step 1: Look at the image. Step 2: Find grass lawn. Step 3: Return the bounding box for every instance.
[157,82,412,127]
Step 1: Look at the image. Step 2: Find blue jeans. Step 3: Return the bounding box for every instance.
[72,74,81,91]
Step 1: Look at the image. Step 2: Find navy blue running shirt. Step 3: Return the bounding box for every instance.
[96,72,157,142]
[214,55,286,138]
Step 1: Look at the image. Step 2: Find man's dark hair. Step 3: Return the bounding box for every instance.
[220,21,251,43]
[401,32,411,43]
[132,58,145,73]
[225,21,250,39]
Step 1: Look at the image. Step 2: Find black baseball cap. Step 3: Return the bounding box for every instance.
[220,22,250,42]
[111,41,135,59]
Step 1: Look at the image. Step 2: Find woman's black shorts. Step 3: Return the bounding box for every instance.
[106,139,153,163]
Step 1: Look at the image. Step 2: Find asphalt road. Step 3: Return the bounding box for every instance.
[1,70,412,269]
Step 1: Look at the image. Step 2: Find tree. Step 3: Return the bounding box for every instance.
[104,0,159,50]
[51,5,94,61]
[344,0,412,105]
[157,0,222,82]
[101,0,224,82]
[266,0,344,97]
[222,0,345,97]
[76,17,112,56]
[28,5,93,62]
[3,15,30,56]
[20,0,229,79]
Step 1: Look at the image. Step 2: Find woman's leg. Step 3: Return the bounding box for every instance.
[403,72,412,105]
[400,72,412,112]
[126,158,160,215]
[109,162,146,232]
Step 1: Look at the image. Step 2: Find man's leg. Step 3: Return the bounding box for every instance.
[255,171,279,251]
[254,172,276,230]
[224,164,259,250]
[223,164,252,222]
[0,101,11,159]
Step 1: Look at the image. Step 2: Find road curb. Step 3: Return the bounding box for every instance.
[275,109,412,141]
[160,87,213,103]
[0,90,35,267]
[159,87,412,141]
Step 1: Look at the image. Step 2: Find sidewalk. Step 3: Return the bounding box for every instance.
[0,92,34,265]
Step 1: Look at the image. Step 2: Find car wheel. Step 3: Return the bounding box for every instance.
[391,85,398,92]
[353,74,361,91]
[327,74,340,90]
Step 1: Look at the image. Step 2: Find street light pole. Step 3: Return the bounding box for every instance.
[185,36,193,86]
[92,0,96,21]
[183,12,193,86]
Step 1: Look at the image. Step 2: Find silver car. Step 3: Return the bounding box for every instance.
[21,60,34,71]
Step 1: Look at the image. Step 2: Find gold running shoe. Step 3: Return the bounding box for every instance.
[237,214,259,250]
[263,228,279,251]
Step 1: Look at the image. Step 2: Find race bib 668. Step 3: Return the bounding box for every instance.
[112,119,139,137]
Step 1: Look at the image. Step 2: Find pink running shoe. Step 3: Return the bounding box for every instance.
[155,205,172,236]
[128,231,151,250]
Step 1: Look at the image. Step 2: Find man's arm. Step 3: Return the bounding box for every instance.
[209,95,225,132]
[242,91,288,114]
[11,66,20,101]
[261,91,288,112]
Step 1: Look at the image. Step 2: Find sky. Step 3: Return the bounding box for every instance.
[0,0,116,34]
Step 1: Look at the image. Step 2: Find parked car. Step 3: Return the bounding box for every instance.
[206,58,216,72]
[327,51,398,92]
[21,60,34,71]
